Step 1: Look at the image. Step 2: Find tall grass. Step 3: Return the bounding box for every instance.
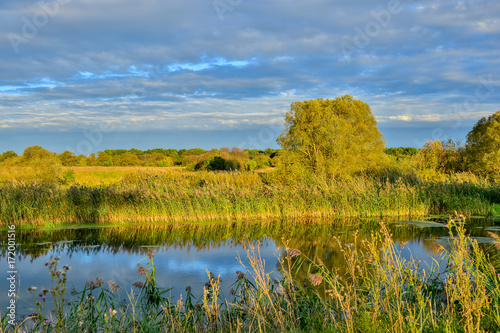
[1,170,498,225]
[3,216,500,332]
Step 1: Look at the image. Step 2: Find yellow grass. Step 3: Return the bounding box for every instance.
[69,166,185,186]
[0,166,186,186]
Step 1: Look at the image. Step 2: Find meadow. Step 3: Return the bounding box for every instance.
[1,166,499,226]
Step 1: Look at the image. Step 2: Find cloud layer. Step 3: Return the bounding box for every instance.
[1,0,499,152]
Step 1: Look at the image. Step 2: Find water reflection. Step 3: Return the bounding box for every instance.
[1,217,498,316]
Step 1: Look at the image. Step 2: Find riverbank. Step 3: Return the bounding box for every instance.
[1,170,499,226]
[4,218,500,332]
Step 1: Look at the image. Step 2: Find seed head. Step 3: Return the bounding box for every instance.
[137,264,147,276]
[132,282,144,289]
[288,248,301,258]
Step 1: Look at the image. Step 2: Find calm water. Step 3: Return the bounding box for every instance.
[1,217,499,317]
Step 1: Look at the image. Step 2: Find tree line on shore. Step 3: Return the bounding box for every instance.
[0,146,278,171]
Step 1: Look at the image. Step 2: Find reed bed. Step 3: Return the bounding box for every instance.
[1,170,498,226]
[3,216,500,332]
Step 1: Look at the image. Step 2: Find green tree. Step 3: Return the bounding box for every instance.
[18,146,63,184]
[465,110,500,179]
[58,150,79,166]
[86,153,98,166]
[277,95,385,178]
[22,145,54,163]
[97,151,113,166]
[413,139,463,180]
[0,151,18,163]
[112,152,143,166]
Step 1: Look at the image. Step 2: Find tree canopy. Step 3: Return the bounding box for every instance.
[465,110,500,180]
[277,95,385,177]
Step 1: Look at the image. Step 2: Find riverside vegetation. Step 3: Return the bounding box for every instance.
[0,168,499,226]
[2,216,500,332]
[1,99,500,226]
[1,97,500,332]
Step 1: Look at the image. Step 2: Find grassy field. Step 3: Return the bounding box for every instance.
[0,167,499,226]
[4,217,500,332]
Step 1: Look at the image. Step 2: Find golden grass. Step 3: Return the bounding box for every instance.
[0,166,187,187]
[69,166,185,186]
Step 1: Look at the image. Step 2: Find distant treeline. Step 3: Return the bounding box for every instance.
[0,141,498,183]
[0,146,279,171]
[0,145,417,170]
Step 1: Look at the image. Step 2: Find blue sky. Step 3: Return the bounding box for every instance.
[1,0,499,154]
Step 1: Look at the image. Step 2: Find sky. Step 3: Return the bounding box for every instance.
[1,0,499,155]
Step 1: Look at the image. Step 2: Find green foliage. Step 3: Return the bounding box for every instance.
[264,150,311,185]
[1,169,498,225]
[0,150,18,163]
[112,152,143,166]
[86,153,98,166]
[252,153,272,168]
[415,139,464,178]
[157,157,174,167]
[58,150,79,166]
[63,169,75,184]
[195,156,228,171]
[1,146,275,171]
[385,147,418,158]
[465,110,500,180]
[191,150,247,171]
[97,151,113,166]
[246,159,258,171]
[277,95,385,178]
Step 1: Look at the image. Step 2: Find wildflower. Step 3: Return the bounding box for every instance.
[42,296,46,300]
[185,285,191,293]
[31,287,37,291]
[405,316,409,320]
[235,270,245,280]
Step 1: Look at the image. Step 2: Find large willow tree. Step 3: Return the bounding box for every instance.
[277,95,385,178]
[465,110,500,180]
